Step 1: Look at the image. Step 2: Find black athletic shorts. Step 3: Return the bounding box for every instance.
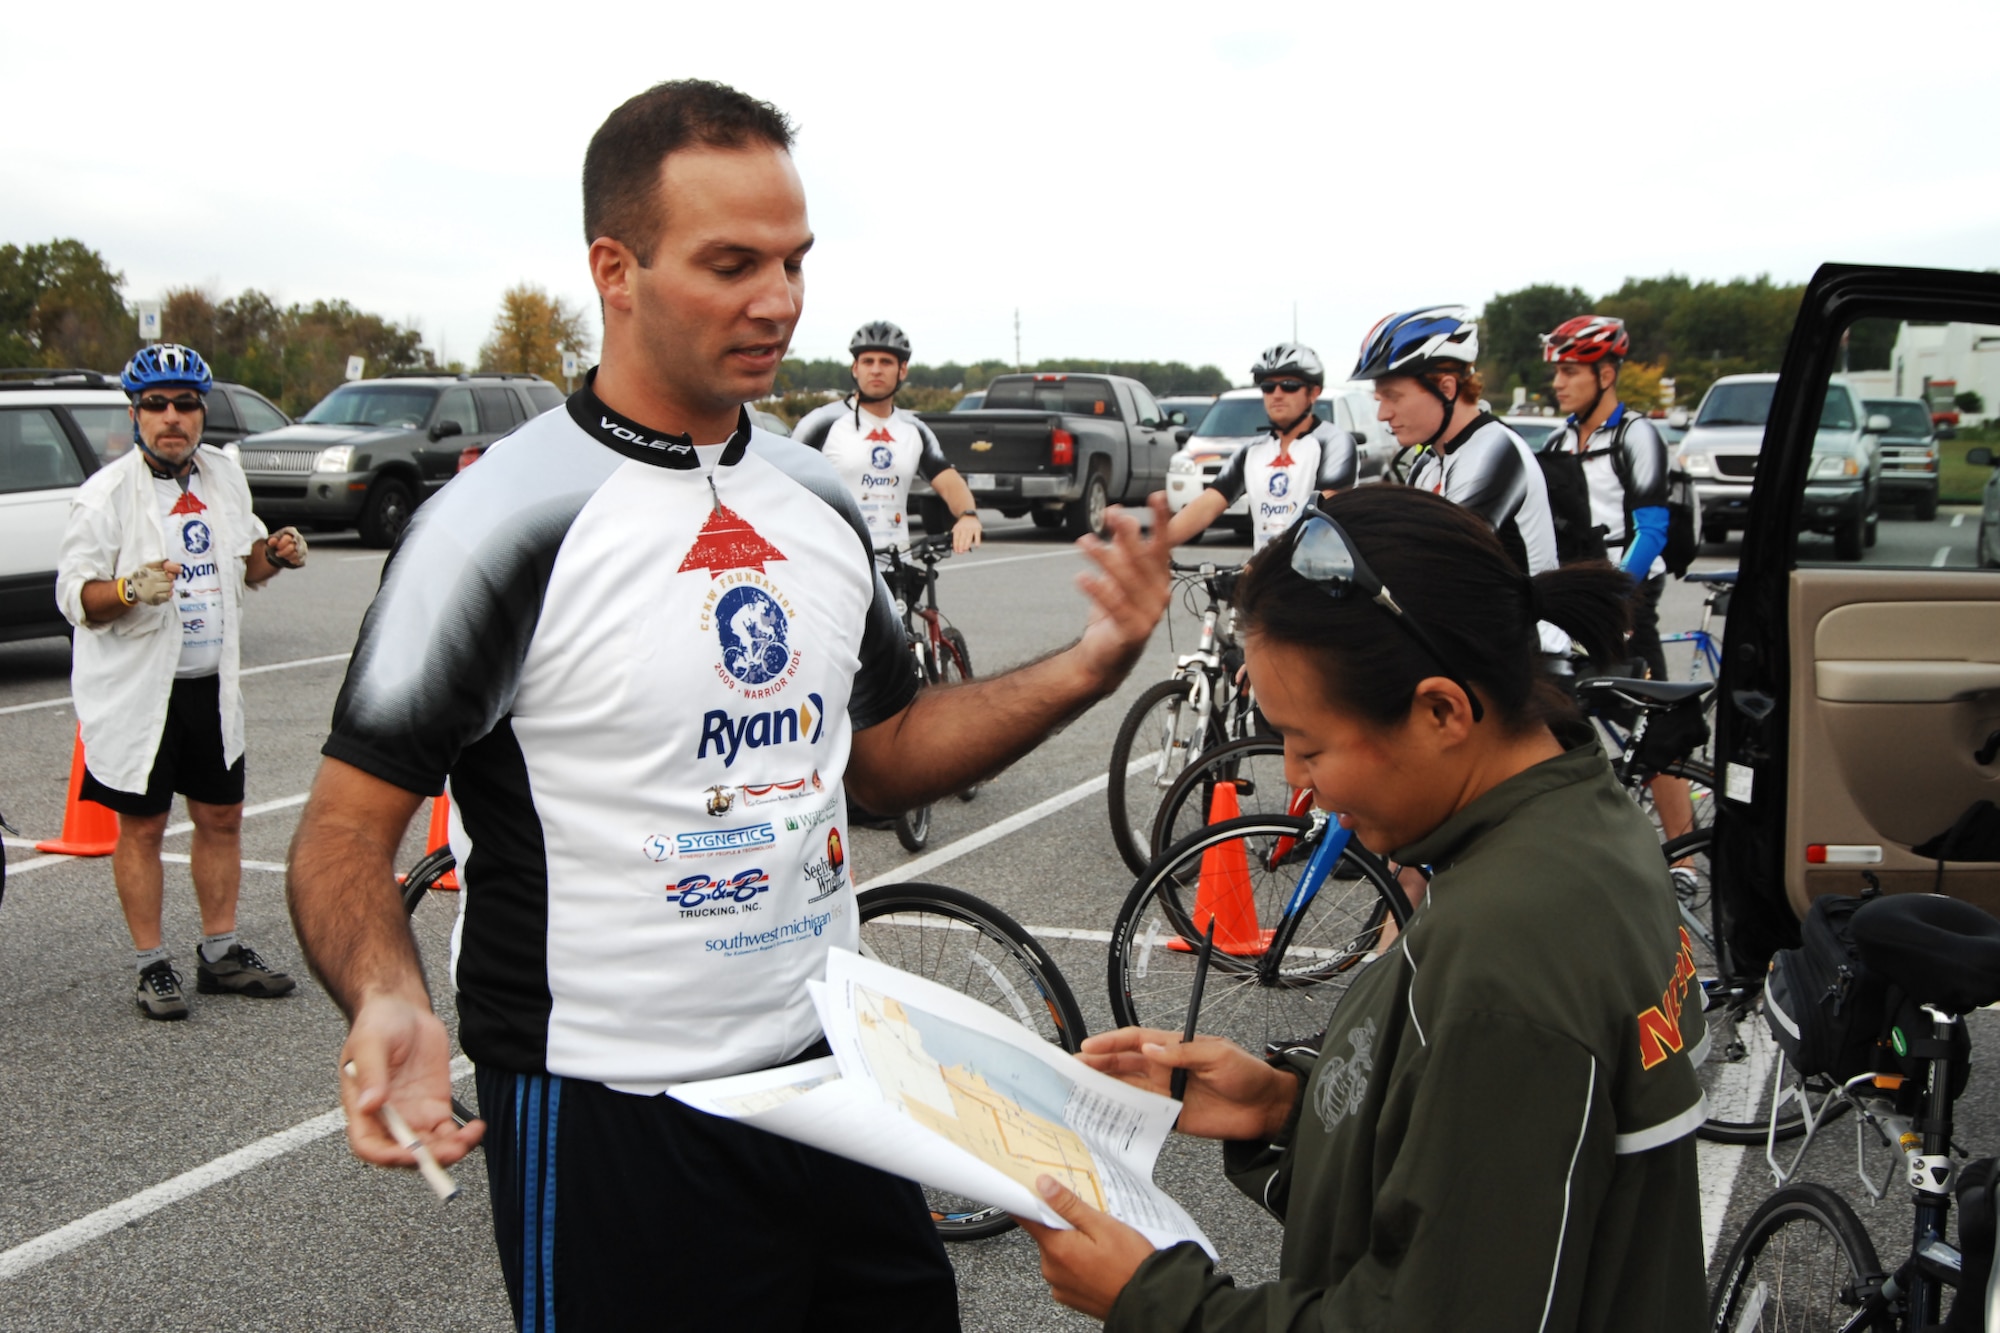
[81,674,245,817]
[477,1065,960,1333]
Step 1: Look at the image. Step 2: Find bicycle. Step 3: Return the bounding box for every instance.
[854,881,1088,1240]
[1107,560,1264,877]
[1107,810,1410,1062]
[400,853,1087,1243]
[1573,675,1720,844]
[1707,893,2000,1330]
[872,535,979,853]
[1661,569,1732,687]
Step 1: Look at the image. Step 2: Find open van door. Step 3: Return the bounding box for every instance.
[1716,264,2000,969]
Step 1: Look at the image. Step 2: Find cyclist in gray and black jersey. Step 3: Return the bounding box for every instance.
[1165,343,1357,552]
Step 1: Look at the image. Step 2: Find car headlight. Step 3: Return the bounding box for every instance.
[1168,454,1198,475]
[1810,454,1859,479]
[1681,454,1712,477]
[314,445,355,473]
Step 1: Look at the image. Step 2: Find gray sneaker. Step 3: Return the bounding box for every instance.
[136,959,190,1021]
[194,944,297,998]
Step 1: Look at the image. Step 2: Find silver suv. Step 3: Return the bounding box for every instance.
[237,372,564,547]
[1678,372,1887,560]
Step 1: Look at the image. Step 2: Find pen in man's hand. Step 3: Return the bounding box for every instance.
[344,1061,460,1202]
[1170,918,1219,1106]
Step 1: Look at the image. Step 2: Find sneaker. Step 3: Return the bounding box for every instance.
[194,943,297,998]
[136,960,190,1021]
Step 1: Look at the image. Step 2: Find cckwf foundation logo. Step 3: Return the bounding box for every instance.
[869,443,895,469]
[181,518,213,554]
[1267,472,1290,498]
[698,571,804,699]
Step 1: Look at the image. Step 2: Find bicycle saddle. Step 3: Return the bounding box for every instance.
[1574,677,1713,710]
[1852,894,2000,1015]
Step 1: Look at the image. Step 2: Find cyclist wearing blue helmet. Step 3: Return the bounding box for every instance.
[55,343,307,1020]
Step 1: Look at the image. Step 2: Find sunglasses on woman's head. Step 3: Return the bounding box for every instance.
[1284,509,1484,723]
[136,394,204,414]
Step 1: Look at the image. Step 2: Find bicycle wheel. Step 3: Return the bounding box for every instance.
[938,628,980,802]
[857,883,1088,1241]
[1665,830,1835,1146]
[1108,815,1410,1060]
[1635,758,1718,846]
[1707,1183,1887,1331]
[1108,676,1222,877]
[895,803,931,852]
[1148,735,1296,867]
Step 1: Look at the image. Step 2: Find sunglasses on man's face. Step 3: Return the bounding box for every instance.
[136,395,205,415]
[1259,380,1308,395]
[1285,510,1485,722]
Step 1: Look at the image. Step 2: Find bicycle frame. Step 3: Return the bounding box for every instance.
[1257,813,1357,982]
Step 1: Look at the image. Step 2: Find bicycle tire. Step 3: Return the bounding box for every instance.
[397,846,476,1132]
[1108,815,1410,1060]
[894,803,931,852]
[1148,735,1295,866]
[857,882,1088,1241]
[939,628,980,802]
[1707,1182,1888,1331]
[1108,676,1223,877]
[1638,758,1718,844]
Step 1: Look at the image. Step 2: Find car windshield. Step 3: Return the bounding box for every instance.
[301,385,438,428]
[1695,381,1776,427]
[1818,389,1856,431]
[1864,400,1933,435]
[1193,397,1275,437]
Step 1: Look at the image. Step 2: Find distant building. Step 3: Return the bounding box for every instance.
[1883,322,2000,424]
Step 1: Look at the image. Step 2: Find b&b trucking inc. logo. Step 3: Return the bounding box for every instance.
[664,867,771,916]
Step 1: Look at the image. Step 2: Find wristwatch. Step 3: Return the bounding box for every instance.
[117,577,136,606]
[955,510,979,521]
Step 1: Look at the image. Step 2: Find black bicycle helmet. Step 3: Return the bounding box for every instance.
[850,321,912,362]
[1251,342,1325,388]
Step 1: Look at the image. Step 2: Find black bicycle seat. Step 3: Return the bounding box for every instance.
[1683,570,1739,585]
[1574,677,1713,710]
[1853,894,2000,1014]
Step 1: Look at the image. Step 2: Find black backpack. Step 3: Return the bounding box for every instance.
[1537,413,1699,575]
[1763,889,1895,1082]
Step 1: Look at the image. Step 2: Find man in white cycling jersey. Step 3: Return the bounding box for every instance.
[1164,342,1357,551]
[793,321,982,553]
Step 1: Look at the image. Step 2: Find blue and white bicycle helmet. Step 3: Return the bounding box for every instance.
[1349,307,1478,382]
[121,343,214,396]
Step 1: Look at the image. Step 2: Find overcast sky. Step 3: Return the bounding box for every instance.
[9,0,1996,383]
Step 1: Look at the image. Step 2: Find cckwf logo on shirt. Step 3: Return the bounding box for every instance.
[181,518,212,554]
[869,443,895,469]
[1267,472,1291,499]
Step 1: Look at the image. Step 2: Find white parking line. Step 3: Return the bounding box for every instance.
[159,852,288,873]
[0,652,350,718]
[0,1057,474,1282]
[342,553,386,562]
[1954,512,1967,529]
[855,753,1155,891]
[4,792,310,878]
[939,548,1081,574]
[1933,546,1952,568]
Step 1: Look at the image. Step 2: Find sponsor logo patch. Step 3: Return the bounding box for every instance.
[704,909,836,956]
[783,798,839,834]
[181,518,213,553]
[665,867,771,914]
[699,571,803,698]
[804,827,847,903]
[675,823,776,857]
[1267,471,1290,498]
[697,694,826,768]
[869,443,895,469]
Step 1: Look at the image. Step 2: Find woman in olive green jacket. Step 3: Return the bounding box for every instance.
[1020,488,1709,1332]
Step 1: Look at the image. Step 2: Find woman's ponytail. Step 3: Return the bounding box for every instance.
[1530,565,1633,670]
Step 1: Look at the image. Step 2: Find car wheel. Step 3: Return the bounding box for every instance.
[1063,470,1109,540]
[1864,512,1879,547]
[1701,522,1728,547]
[1833,514,1864,562]
[358,477,415,548]
[1914,489,1939,522]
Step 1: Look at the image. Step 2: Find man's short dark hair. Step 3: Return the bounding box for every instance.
[582,79,796,265]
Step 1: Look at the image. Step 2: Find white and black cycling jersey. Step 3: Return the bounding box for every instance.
[1547,405,1670,575]
[792,397,952,551]
[1207,422,1359,551]
[1405,413,1560,576]
[324,375,916,1095]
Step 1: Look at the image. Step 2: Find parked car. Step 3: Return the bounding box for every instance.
[237,372,564,547]
[0,369,125,644]
[950,391,986,412]
[1162,384,1395,531]
[917,373,1178,538]
[1501,414,1565,452]
[1658,408,1692,448]
[1676,372,1885,559]
[201,382,292,447]
[1157,394,1217,433]
[1861,396,1940,520]
[1712,263,2000,973]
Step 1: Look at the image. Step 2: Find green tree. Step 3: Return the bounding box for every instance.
[1479,283,1593,400]
[0,238,131,370]
[478,283,594,384]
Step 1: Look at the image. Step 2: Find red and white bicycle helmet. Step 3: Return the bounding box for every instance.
[1540,315,1630,364]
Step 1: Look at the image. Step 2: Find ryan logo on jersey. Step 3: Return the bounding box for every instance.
[697,693,826,768]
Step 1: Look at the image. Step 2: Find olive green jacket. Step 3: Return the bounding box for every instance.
[1109,742,1708,1333]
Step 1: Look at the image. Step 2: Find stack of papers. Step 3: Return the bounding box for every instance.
[669,947,1213,1256]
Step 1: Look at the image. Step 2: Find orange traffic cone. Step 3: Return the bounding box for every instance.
[1172,781,1268,957]
[426,791,458,890]
[35,726,119,856]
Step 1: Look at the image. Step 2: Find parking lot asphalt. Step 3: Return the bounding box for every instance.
[1,506,1992,1330]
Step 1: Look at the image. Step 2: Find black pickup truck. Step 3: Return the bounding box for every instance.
[916,373,1182,538]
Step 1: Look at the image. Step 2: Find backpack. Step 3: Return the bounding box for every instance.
[1539,413,1701,575]
[1657,463,1700,578]
[1762,889,1897,1083]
